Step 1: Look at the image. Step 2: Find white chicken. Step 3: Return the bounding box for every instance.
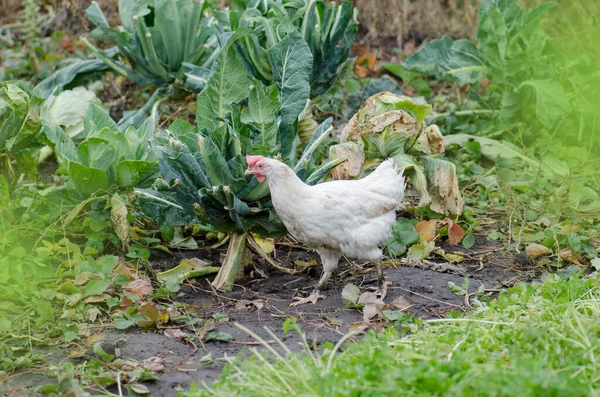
[245,155,405,305]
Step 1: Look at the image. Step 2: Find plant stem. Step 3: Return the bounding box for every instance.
[211,230,249,291]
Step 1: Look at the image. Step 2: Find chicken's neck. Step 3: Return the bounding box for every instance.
[266,162,310,207]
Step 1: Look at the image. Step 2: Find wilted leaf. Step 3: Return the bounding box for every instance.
[407,239,436,260]
[422,157,463,215]
[559,248,582,266]
[156,258,219,283]
[329,142,365,180]
[86,333,105,347]
[84,294,111,303]
[122,279,153,298]
[414,220,438,242]
[234,299,265,311]
[139,302,159,323]
[110,193,130,252]
[164,328,189,339]
[390,296,412,311]
[129,383,150,395]
[251,234,275,255]
[341,284,360,305]
[526,243,552,259]
[447,219,465,245]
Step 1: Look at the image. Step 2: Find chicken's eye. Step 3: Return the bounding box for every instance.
[258,164,263,169]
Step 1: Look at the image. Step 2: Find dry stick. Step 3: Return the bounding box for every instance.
[248,235,297,274]
[388,285,464,311]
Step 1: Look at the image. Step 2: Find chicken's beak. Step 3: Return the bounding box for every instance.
[244,167,254,176]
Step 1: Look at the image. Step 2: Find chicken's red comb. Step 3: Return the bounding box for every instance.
[246,155,264,167]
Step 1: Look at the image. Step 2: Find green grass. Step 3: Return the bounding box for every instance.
[186,274,600,397]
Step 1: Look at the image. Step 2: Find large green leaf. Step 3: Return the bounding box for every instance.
[94,129,132,160]
[196,31,251,131]
[268,30,312,158]
[69,162,110,195]
[403,36,487,86]
[35,57,113,99]
[198,135,236,186]
[240,80,279,146]
[42,122,77,165]
[84,104,119,135]
[519,80,569,130]
[77,138,117,173]
[308,1,358,96]
[116,160,159,189]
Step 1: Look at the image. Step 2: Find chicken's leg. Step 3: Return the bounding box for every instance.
[290,250,340,307]
[376,259,384,288]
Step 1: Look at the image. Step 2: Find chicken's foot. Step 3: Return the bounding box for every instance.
[290,289,325,307]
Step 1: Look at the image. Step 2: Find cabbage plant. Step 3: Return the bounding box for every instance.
[82,0,222,90]
[44,104,160,250]
[329,92,464,215]
[233,0,358,98]
[137,32,345,290]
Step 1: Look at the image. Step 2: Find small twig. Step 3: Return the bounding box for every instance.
[388,286,464,310]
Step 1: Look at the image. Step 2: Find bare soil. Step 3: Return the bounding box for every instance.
[1,238,539,396]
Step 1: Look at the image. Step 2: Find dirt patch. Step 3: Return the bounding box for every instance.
[1,238,538,396]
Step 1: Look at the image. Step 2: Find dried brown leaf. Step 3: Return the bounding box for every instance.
[415,220,438,242]
[86,333,105,347]
[164,328,189,339]
[559,248,582,265]
[526,244,552,259]
[122,279,153,298]
[390,296,412,311]
[329,142,365,180]
[447,219,465,245]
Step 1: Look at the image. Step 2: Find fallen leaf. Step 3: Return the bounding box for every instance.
[234,299,265,311]
[129,384,150,395]
[415,220,438,242]
[447,219,465,245]
[164,328,189,339]
[84,294,111,303]
[252,234,275,255]
[156,258,218,283]
[115,263,135,279]
[139,302,159,322]
[69,347,86,359]
[526,243,552,259]
[122,279,153,298]
[362,299,385,323]
[390,296,412,311]
[86,333,105,347]
[74,272,96,286]
[407,239,436,260]
[140,356,166,373]
[342,284,360,305]
[559,248,582,266]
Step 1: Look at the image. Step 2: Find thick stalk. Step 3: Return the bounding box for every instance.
[211,230,248,291]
